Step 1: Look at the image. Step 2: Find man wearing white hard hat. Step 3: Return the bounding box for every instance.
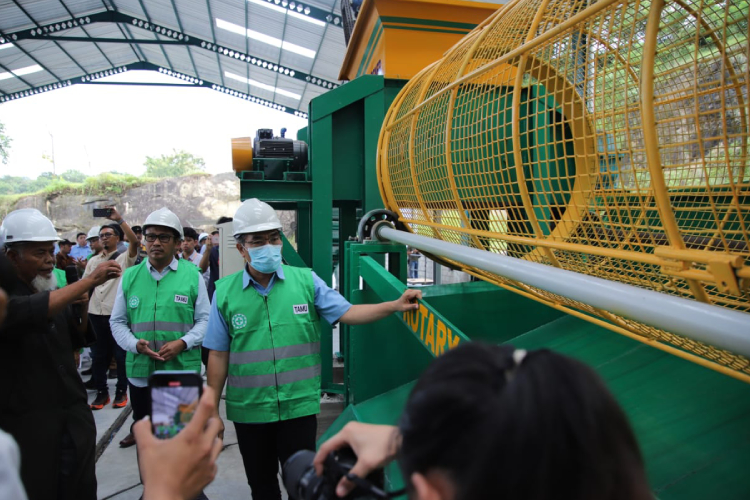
[205,198,422,500]
[85,225,103,258]
[197,232,209,254]
[110,207,210,451]
[0,208,122,500]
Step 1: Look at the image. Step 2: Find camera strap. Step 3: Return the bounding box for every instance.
[344,473,407,499]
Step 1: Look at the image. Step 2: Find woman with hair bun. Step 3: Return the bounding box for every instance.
[315,342,652,500]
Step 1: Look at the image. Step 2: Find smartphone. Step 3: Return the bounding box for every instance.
[93,208,113,218]
[149,371,203,439]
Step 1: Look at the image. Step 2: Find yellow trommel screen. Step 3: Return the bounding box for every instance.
[377,0,750,376]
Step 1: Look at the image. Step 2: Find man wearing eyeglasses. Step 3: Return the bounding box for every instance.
[205,198,422,500]
[82,207,139,411]
[110,207,209,452]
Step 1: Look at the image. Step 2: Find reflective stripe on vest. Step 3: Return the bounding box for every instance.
[228,342,320,365]
[131,321,194,334]
[216,265,321,424]
[228,364,321,389]
[121,261,201,377]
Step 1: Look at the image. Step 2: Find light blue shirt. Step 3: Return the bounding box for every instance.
[203,266,352,352]
[70,244,90,260]
[110,257,210,387]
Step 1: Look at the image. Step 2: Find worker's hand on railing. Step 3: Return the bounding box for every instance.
[391,289,422,312]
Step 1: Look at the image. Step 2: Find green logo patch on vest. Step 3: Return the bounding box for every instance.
[232,314,248,329]
[128,296,140,309]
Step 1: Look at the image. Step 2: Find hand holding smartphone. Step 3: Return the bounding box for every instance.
[149,371,203,439]
[93,208,113,218]
[133,385,223,500]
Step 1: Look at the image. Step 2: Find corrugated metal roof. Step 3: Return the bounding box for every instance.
[0,0,347,116]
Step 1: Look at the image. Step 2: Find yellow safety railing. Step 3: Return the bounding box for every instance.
[377,0,750,378]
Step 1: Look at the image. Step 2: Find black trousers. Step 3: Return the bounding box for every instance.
[129,383,151,426]
[234,415,318,500]
[90,314,127,394]
[58,426,97,500]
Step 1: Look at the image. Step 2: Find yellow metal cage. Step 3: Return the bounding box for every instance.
[377,0,750,379]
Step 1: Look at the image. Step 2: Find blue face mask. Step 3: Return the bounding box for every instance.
[248,244,282,274]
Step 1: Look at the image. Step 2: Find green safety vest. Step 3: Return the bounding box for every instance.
[215,265,321,423]
[53,268,67,288]
[122,261,202,378]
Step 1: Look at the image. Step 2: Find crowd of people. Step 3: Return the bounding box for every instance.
[0,199,651,500]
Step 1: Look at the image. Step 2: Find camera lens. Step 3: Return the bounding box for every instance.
[283,450,325,500]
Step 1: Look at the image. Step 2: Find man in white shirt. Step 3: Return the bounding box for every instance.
[110,208,209,451]
[83,207,139,410]
[180,227,203,267]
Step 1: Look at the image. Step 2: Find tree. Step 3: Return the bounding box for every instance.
[61,169,87,183]
[29,172,57,192]
[144,149,206,178]
[0,121,11,165]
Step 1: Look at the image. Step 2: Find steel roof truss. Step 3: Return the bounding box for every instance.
[7,10,341,92]
[136,0,175,72]
[272,2,291,108]
[9,0,85,76]
[168,0,201,82]
[204,0,225,87]
[254,0,343,29]
[57,0,115,69]
[0,61,34,89]
[104,0,147,63]
[0,60,308,119]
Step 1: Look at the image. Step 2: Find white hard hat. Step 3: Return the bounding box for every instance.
[198,232,209,242]
[143,207,184,238]
[87,226,101,240]
[233,198,282,236]
[1,208,61,244]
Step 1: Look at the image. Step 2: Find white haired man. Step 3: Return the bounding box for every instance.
[0,208,121,500]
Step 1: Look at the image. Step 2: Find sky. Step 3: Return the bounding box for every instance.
[0,70,307,179]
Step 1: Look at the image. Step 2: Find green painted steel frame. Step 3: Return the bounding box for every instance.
[323,249,750,498]
[310,76,406,392]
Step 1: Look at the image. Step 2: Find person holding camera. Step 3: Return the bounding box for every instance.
[110,207,209,455]
[83,206,140,411]
[204,198,422,500]
[0,208,122,500]
[313,342,652,500]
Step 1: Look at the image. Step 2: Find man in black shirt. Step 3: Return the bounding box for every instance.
[0,208,122,500]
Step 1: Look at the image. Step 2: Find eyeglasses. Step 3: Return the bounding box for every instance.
[244,233,282,248]
[99,232,116,239]
[144,233,175,243]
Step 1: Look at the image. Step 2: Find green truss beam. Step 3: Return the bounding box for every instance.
[7,10,340,92]
[0,61,309,118]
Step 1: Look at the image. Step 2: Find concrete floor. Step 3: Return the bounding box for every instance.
[87,366,344,500]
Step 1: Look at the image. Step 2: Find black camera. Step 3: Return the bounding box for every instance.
[282,447,386,500]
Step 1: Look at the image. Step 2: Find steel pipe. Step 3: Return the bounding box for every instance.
[376,226,750,358]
